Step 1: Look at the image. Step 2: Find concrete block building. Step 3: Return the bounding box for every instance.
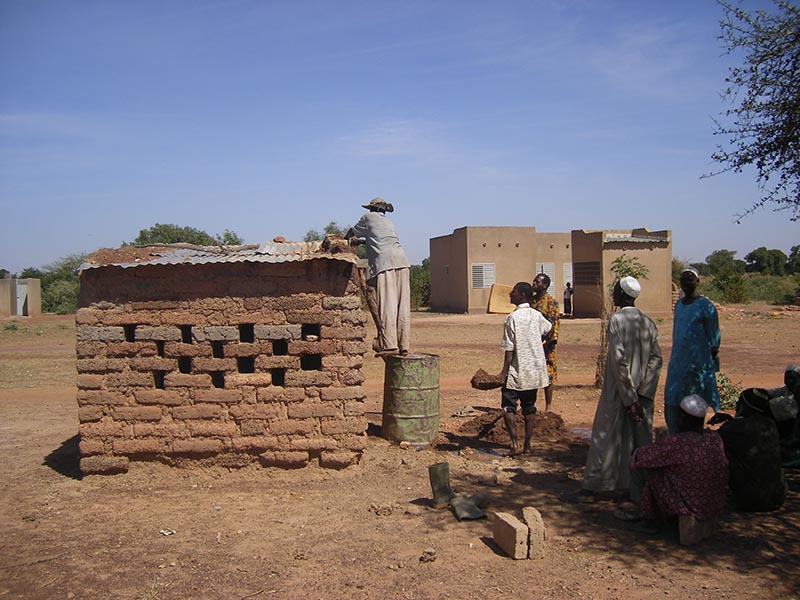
[0,278,41,317]
[75,241,368,474]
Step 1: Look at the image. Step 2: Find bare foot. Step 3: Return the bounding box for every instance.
[522,445,532,454]
[507,442,523,456]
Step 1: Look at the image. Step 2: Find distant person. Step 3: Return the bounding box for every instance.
[531,273,560,412]
[346,197,410,356]
[563,282,574,317]
[575,277,662,503]
[624,395,728,531]
[664,267,721,434]
[710,388,788,511]
[498,282,553,456]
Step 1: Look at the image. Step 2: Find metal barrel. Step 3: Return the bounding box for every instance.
[381,352,440,446]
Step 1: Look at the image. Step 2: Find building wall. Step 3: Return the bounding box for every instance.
[0,278,41,317]
[76,259,368,474]
[533,232,573,307]
[0,279,12,318]
[430,228,469,313]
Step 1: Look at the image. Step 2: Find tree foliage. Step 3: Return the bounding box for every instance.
[709,1,800,220]
[19,253,86,314]
[744,246,788,274]
[786,244,800,274]
[128,223,243,246]
[304,222,350,241]
[409,258,431,310]
[609,254,649,282]
[705,249,746,275]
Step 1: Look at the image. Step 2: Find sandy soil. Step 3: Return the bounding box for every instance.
[0,308,798,600]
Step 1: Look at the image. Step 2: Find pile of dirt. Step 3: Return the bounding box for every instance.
[83,246,175,265]
[457,409,567,444]
[470,368,504,390]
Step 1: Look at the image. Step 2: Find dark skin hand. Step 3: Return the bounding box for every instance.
[708,412,734,425]
[627,400,645,423]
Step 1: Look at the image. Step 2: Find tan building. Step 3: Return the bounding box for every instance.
[430,226,672,317]
[0,278,41,318]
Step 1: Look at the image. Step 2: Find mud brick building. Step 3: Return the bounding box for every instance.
[75,241,368,475]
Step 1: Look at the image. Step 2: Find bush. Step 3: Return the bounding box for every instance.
[717,372,742,411]
[744,273,800,304]
[711,271,749,303]
[409,259,430,311]
[42,279,80,314]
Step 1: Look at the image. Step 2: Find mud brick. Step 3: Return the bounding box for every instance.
[322,355,363,369]
[255,355,299,370]
[277,294,321,310]
[319,386,365,401]
[288,436,338,451]
[319,450,361,469]
[163,342,212,358]
[134,423,190,438]
[193,389,243,404]
[320,417,367,435]
[130,357,178,371]
[320,326,366,340]
[78,437,105,455]
[258,451,309,469]
[322,296,362,310]
[134,389,188,406]
[172,438,225,454]
[76,374,104,390]
[288,402,342,419]
[172,404,225,420]
[254,325,302,340]
[241,387,257,403]
[285,371,332,388]
[288,340,339,355]
[76,341,106,358]
[202,326,239,341]
[76,358,126,373]
[229,404,284,420]
[257,387,306,403]
[344,401,366,416]
[77,390,129,406]
[226,373,272,388]
[286,310,335,326]
[106,371,155,388]
[522,507,546,559]
[77,326,126,342]
[493,513,529,560]
[165,373,212,388]
[80,455,130,475]
[75,308,103,325]
[79,406,104,422]
[341,341,367,356]
[192,357,237,372]
[106,342,157,357]
[100,312,160,326]
[338,369,365,386]
[112,406,163,421]
[80,421,132,438]
[135,326,182,341]
[160,311,204,326]
[130,300,184,311]
[268,418,317,436]
[239,420,267,435]
[113,438,170,455]
[220,343,259,357]
[188,421,238,437]
[231,435,281,452]
[340,309,368,325]
[329,434,367,451]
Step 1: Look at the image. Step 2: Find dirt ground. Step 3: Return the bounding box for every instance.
[1,307,799,600]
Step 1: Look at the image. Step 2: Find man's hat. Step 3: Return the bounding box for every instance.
[619,276,641,299]
[680,394,708,418]
[739,387,770,413]
[362,197,394,212]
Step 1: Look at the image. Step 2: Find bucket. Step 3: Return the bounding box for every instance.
[381,352,440,446]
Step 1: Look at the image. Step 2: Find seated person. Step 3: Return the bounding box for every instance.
[711,388,788,511]
[625,395,728,529]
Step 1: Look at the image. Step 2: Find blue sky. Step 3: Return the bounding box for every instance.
[1,0,796,273]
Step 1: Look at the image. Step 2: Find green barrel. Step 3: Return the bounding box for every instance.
[382,352,440,446]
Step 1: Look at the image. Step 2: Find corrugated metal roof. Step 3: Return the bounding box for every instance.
[604,233,668,244]
[78,241,359,271]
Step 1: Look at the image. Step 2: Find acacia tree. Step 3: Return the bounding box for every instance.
[708,1,800,221]
[128,223,243,246]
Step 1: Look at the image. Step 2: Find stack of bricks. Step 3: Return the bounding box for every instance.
[76,257,368,474]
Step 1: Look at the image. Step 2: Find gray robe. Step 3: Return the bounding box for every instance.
[583,306,663,493]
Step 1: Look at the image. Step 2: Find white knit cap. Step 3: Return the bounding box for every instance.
[680,394,708,418]
[619,276,641,299]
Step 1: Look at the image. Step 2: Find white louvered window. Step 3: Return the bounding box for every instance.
[471,263,496,289]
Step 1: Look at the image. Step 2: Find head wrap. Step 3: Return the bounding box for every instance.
[739,388,770,413]
[619,276,641,299]
[769,395,799,422]
[784,365,800,388]
[680,394,708,418]
[681,266,700,279]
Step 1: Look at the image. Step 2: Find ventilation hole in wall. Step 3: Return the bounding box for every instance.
[156,340,165,357]
[272,339,288,356]
[154,371,166,389]
[178,356,192,374]
[239,324,255,343]
[123,325,136,342]
[179,325,193,344]
[271,368,285,386]
[211,341,224,358]
[237,356,255,374]
[301,324,321,341]
[301,354,322,371]
[211,371,225,389]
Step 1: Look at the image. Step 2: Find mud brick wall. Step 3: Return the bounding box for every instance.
[75,259,368,474]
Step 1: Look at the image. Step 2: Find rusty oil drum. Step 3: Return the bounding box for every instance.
[381,352,440,446]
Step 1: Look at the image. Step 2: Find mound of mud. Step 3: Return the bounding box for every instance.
[457,409,567,444]
[470,369,504,390]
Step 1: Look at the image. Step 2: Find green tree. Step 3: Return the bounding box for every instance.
[409,258,431,310]
[713,270,749,303]
[22,254,87,314]
[744,246,788,275]
[705,249,745,275]
[128,223,243,246]
[689,262,711,276]
[786,244,800,274]
[0,268,10,279]
[304,222,349,241]
[671,257,686,284]
[708,1,800,221]
[610,254,649,281]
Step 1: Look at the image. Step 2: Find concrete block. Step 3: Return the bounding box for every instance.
[493,512,529,560]
[522,506,546,559]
